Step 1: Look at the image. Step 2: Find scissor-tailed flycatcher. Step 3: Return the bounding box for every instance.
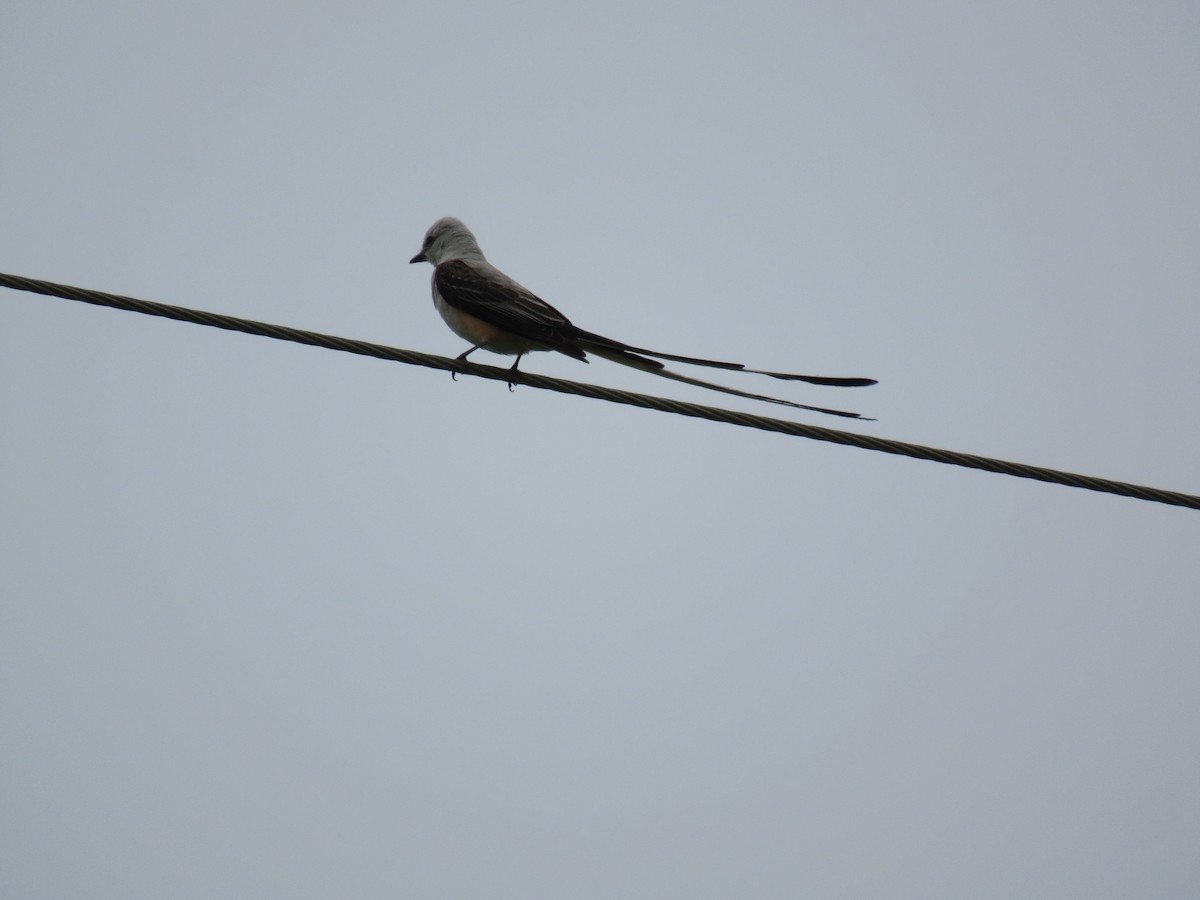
[409,217,876,419]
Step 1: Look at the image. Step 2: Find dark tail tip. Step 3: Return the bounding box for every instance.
[767,373,878,387]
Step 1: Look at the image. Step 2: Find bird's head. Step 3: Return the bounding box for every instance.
[409,217,486,266]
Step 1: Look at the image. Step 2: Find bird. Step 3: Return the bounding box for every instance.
[409,217,876,419]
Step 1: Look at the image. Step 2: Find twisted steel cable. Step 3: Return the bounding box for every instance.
[3,271,1197,511]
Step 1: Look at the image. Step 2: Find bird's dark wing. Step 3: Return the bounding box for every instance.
[434,259,587,360]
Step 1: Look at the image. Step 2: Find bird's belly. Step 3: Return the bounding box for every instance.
[435,295,543,356]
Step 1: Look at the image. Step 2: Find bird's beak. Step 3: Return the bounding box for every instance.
[409,251,427,264]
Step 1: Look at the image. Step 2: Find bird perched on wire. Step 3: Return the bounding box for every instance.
[410,217,876,419]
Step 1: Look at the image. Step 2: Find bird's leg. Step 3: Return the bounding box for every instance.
[453,346,478,381]
[507,355,523,391]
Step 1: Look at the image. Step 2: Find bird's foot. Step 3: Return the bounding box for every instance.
[453,346,478,382]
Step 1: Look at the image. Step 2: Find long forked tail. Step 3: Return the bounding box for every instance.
[584,346,873,420]
[572,329,877,387]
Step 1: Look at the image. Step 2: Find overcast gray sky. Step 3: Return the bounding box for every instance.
[3,3,1198,898]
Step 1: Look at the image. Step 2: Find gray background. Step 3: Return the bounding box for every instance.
[3,3,1198,898]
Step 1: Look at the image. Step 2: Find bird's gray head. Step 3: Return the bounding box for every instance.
[409,217,486,266]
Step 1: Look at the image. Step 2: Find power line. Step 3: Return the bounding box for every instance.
[3,271,1197,511]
